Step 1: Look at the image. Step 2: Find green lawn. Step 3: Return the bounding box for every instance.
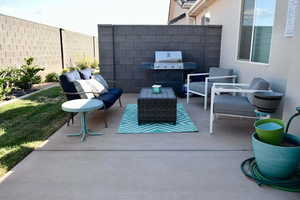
[0,86,69,177]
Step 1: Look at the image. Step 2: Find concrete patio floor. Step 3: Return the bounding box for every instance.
[0,94,299,199]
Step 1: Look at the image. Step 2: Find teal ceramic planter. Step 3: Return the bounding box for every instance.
[252,133,300,179]
[255,119,284,145]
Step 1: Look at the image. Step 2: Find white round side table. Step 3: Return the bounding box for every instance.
[62,99,104,142]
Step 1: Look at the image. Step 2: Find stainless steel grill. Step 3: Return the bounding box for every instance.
[154,51,184,70]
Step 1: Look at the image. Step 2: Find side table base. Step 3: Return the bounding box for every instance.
[66,112,104,142]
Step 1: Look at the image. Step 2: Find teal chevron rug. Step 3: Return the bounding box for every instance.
[118,104,198,134]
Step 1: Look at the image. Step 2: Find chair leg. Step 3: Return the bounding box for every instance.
[204,80,208,111]
[119,98,123,107]
[204,95,208,110]
[187,91,190,104]
[209,92,215,134]
[71,113,74,124]
[209,111,214,134]
[103,109,108,128]
[67,113,74,126]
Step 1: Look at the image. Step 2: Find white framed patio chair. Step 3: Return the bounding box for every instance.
[209,78,272,134]
[186,67,237,110]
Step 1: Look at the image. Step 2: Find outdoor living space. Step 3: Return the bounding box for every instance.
[1,93,298,200]
[1,0,300,199]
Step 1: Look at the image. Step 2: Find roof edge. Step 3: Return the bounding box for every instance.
[187,0,215,17]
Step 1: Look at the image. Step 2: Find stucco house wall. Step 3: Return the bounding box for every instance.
[194,0,300,133]
[169,0,300,133]
[282,7,300,134]
[197,0,292,90]
[168,0,194,25]
[169,0,185,21]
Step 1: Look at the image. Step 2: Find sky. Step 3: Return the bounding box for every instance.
[0,0,170,36]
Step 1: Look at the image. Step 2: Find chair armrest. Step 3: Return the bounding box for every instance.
[187,73,209,78]
[231,89,272,94]
[213,83,250,87]
[187,73,209,84]
[211,84,271,94]
[205,75,237,80]
[63,91,101,95]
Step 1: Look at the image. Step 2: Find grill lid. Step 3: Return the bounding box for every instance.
[155,51,182,63]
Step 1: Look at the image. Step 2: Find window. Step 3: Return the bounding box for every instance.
[238,0,277,64]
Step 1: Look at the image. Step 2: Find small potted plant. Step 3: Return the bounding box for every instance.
[252,108,300,179]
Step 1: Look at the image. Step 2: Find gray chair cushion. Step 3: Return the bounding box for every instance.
[209,67,234,83]
[188,82,213,94]
[246,78,270,105]
[214,95,256,117]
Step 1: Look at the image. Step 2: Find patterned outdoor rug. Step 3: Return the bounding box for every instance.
[118,104,198,134]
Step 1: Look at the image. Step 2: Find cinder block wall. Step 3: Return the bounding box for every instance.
[0,14,98,77]
[0,14,61,76]
[98,25,222,92]
[63,30,98,67]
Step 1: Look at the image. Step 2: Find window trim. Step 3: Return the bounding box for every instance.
[237,59,270,66]
[249,0,257,62]
[236,0,275,65]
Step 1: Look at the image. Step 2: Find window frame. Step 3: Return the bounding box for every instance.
[236,0,276,65]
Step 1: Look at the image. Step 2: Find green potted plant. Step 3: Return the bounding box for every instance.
[252,108,300,179]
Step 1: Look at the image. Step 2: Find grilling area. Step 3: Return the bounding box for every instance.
[142,51,198,95]
[99,25,221,93]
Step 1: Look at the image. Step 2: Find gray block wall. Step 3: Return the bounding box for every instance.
[98,25,222,93]
[0,14,98,77]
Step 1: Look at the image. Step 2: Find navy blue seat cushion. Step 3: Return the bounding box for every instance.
[107,88,123,96]
[59,70,82,100]
[96,88,123,109]
[79,68,93,80]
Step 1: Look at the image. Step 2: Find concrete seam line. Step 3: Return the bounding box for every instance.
[35,149,252,152]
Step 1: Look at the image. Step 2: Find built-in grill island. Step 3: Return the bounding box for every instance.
[142,51,198,96]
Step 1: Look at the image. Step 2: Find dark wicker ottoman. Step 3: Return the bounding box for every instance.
[137,87,177,124]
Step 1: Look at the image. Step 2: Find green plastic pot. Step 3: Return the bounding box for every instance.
[252,133,300,179]
[254,118,285,145]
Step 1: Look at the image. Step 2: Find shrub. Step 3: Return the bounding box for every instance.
[61,66,79,74]
[16,57,44,90]
[77,63,89,70]
[0,78,13,100]
[0,67,20,100]
[90,60,99,69]
[75,55,99,70]
[45,72,59,82]
[32,75,42,84]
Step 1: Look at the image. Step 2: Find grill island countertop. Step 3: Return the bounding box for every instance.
[142,51,198,70]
